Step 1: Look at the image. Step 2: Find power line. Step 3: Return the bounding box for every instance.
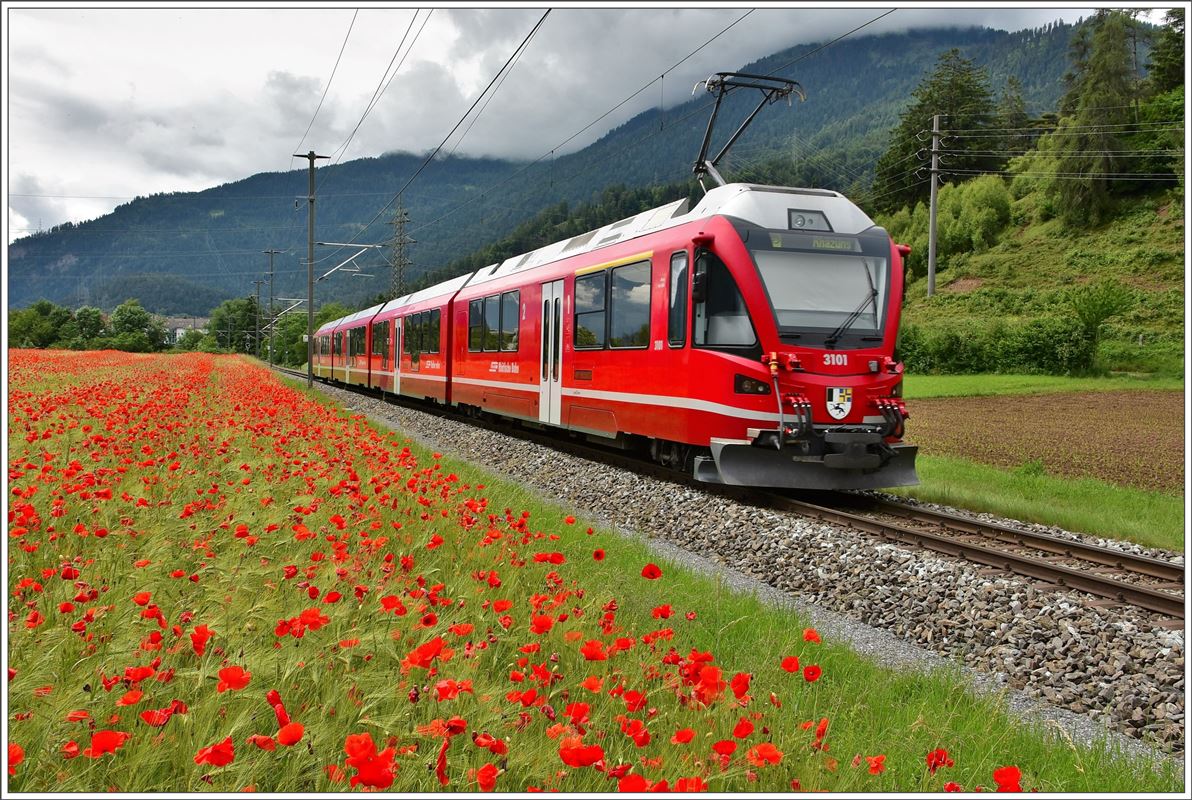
[289,9,359,171]
[315,9,552,268]
[409,8,755,237]
[323,9,426,169]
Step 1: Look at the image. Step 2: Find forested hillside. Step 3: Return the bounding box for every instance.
[8,23,1082,314]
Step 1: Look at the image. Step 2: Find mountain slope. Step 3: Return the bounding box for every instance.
[8,23,1079,314]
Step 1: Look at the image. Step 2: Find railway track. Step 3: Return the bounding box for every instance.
[273,366,1186,623]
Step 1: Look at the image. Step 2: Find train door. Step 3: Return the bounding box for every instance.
[393,318,402,396]
[539,280,563,425]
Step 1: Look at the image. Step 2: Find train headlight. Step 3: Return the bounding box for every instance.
[734,375,772,395]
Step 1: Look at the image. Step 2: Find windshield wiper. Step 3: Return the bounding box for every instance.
[824,259,879,347]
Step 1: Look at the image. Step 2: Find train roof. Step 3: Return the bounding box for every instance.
[460,183,875,290]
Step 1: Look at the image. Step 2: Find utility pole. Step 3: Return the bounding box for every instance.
[252,279,265,357]
[927,113,941,298]
[387,195,415,298]
[293,150,329,388]
[263,248,281,366]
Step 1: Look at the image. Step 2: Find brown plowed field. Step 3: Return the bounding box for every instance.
[907,390,1185,493]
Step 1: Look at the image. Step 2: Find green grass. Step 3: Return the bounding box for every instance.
[893,454,1185,552]
[904,373,1184,399]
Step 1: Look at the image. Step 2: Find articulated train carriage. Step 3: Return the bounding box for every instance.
[311,72,917,490]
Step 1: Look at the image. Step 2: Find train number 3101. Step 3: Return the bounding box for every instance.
[823,353,848,366]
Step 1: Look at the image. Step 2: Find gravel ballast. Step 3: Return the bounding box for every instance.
[312,382,1184,761]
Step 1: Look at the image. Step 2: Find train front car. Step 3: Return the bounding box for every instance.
[688,184,918,491]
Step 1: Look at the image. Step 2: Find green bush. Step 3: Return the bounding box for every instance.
[898,316,1093,375]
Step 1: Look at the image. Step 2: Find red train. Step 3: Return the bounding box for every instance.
[313,182,917,490]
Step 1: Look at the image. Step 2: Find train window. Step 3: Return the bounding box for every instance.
[333,332,341,356]
[574,272,606,349]
[350,327,364,357]
[427,309,440,354]
[483,295,500,352]
[405,315,420,356]
[609,261,650,348]
[668,251,688,348]
[371,321,388,368]
[500,291,519,351]
[468,300,484,352]
[693,250,757,350]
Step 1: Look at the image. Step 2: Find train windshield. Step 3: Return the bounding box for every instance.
[748,231,889,346]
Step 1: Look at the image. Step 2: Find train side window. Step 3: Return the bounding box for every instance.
[500,291,520,352]
[668,251,688,348]
[468,300,484,352]
[609,261,650,348]
[483,295,500,352]
[371,321,387,368]
[574,271,606,349]
[427,309,440,354]
[693,250,758,350]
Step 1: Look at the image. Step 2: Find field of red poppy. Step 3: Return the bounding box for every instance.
[5,351,1181,793]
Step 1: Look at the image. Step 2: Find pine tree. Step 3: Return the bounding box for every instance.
[871,49,998,212]
[1146,8,1185,96]
[1048,11,1137,225]
[997,76,1032,159]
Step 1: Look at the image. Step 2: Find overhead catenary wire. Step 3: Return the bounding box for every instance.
[313,9,553,268]
[289,9,359,172]
[408,8,756,237]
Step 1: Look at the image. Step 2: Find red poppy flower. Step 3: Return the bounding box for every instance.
[194,736,235,767]
[712,740,737,756]
[780,655,800,673]
[216,665,251,692]
[867,754,886,775]
[993,765,1022,792]
[579,640,607,661]
[190,624,214,657]
[803,664,822,682]
[926,747,954,774]
[476,762,499,791]
[83,730,131,758]
[746,742,783,766]
[593,549,605,561]
[247,734,276,751]
[803,627,821,643]
[8,743,24,776]
[732,717,755,739]
[558,737,604,768]
[944,782,963,792]
[671,728,695,744]
[564,515,576,525]
[640,563,662,579]
[277,722,304,746]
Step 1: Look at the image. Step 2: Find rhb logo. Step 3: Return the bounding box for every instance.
[826,387,852,420]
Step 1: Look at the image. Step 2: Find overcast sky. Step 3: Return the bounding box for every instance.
[8,2,1161,243]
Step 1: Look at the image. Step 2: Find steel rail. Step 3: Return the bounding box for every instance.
[766,494,1184,619]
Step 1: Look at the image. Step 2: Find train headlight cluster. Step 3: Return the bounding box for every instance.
[734,375,772,395]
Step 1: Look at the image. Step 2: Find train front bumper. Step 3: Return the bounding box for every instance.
[695,430,919,490]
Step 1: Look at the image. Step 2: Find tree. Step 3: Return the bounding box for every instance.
[174,328,206,351]
[73,307,108,343]
[872,49,999,213]
[1047,11,1138,225]
[996,76,1032,155]
[1146,8,1184,96]
[207,297,259,354]
[8,300,72,348]
[107,298,168,351]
